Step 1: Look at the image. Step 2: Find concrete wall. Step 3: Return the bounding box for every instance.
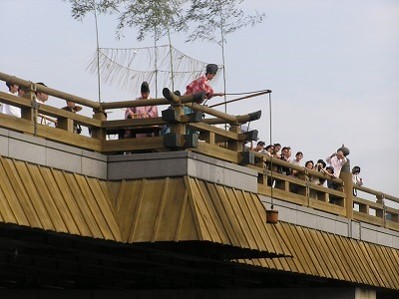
[261,195,399,250]
[108,151,258,192]
[0,128,107,179]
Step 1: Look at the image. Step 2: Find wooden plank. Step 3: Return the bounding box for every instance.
[250,193,290,255]
[86,177,122,242]
[353,211,385,227]
[1,158,43,228]
[176,188,199,241]
[290,224,320,274]
[308,229,337,279]
[348,239,377,286]
[194,142,239,164]
[13,161,55,230]
[319,233,351,282]
[235,190,268,252]
[203,182,241,246]
[72,173,114,240]
[26,163,68,233]
[102,117,165,128]
[190,122,241,140]
[335,235,364,283]
[36,126,101,151]
[39,167,81,235]
[357,241,386,287]
[308,199,346,216]
[214,185,252,249]
[102,136,164,153]
[193,180,230,244]
[127,179,150,242]
[152,178,186,242]
[367,244,392,288]
[0,114,35,134]
[51,169,93,237]
[300,228,329,278]
[183,176,204,241]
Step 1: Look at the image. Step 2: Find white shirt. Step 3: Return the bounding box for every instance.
[0,91,21,118]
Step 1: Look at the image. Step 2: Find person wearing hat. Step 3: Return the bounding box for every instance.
[124,81,158,138]
[62,100,82,134]
[185,64,224,102]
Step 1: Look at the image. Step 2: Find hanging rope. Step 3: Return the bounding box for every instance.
[86,45,224,96]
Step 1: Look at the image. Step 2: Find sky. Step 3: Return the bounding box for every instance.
[1,0,398,198]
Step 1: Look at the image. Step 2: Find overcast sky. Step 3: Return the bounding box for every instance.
[1,0,398,198]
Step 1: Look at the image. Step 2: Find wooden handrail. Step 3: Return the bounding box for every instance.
[0,72,100,109]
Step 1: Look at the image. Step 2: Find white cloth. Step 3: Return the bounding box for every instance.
[0,91,21,117]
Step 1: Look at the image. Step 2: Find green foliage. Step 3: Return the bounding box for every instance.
[64,0,264,43]
[185,0,265,45]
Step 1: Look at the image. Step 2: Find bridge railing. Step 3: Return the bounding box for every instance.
[251,153,347,216]
[1,72,398,231]
[0,72,259,164]
[250,151,399,230]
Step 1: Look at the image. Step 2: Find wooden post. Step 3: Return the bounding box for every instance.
[92,109,107,140]
[341,159,353,219]
[20,83,35,123]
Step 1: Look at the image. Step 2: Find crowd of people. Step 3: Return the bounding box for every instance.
[251,140,364,192]
[1,81,81,130]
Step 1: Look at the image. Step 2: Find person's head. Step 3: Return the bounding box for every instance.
[35,82,48,102]
[257,141,265,147]
[140,81,150,99]
[326,166,334,174]
[265,144,274,154]
[352,166,361,175]
[295,151,303,161]
[254,141,265,151]
[316,159,326,169]
[336,150,345,159]
[66,100,76,109]
[281,146,291,157]
[18,86,27,97]
[305,160,314,169]
[6,82,19,94]
[337,145,350,157]
[205,64,218,80]
[273,143,281,153]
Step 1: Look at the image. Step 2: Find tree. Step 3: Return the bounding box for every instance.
[184,0,265,113]
[185,0,264,45]
[65,0,186,41]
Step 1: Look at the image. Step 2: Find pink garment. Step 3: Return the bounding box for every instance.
[185,75,214,99]
[124,99,158,138]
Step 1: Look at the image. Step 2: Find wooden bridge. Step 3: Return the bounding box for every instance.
[0,72,398,298]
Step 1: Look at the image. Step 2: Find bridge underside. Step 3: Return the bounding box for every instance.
[0,224,370,291]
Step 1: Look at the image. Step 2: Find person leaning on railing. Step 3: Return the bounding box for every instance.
[61,100,82,134]
[1,81,21,117]
[124,81,158,138]
[35,82,57,127]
